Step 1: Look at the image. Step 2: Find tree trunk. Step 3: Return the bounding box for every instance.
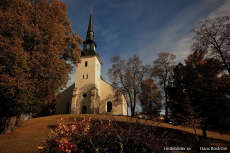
[218,49,230,75]
[3,116,17,134]
[202,126,207,139]
[165,90,168,122]
[130,106,135,117]
[16,114,24,127]
[28,112,33,126]
[0,118,7,134]
[165,100,168,123]
[163,79,169,123]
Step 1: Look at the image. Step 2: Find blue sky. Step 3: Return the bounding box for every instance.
[60,0,230,88]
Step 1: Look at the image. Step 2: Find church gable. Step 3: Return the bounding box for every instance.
[99,78,127,115]
[55,83,75,114]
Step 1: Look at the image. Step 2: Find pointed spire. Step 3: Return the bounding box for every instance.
[86,7,94,41]
[82,7,97,55]
[87,12,93,32]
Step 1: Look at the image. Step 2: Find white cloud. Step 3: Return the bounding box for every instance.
[208,0,230,18]
[171,37,192,63]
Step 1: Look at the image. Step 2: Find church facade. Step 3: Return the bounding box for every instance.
[55,13,127,115]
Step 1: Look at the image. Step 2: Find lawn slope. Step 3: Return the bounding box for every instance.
[0,114,229,153]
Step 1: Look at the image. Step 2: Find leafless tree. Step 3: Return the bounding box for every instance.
[191,16,230,74]
[108,55,149,117]
[152,52,176,122]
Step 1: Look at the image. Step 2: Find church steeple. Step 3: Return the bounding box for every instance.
[82,9,97,55]
[86,13,94,41]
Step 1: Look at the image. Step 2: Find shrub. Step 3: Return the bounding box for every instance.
[37,116,171,153]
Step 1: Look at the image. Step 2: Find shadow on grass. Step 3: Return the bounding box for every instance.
[109,120,230,153]
[47,117,84,130]
[47,124,57,129]
[46,117,230,153]
[152,126,230,153]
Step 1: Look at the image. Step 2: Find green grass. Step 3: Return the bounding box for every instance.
[0,114,229,153]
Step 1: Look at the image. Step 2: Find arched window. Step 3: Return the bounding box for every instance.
[85,61,88,67]
[82,106,87,114]
[107,102,112,112]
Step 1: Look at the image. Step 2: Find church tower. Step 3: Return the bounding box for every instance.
[55,11,127,116]
[71,12,102,114]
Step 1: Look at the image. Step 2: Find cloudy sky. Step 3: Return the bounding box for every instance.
[60,0,230,88]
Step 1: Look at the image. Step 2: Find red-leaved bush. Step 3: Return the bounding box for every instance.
[37,116,171,153]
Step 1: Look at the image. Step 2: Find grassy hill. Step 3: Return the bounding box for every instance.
[0,114,229,153]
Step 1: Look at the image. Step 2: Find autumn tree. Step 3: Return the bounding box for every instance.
[138,78,162,118]
[26,0,82,117]
[191,16,230,74]
[0,0,81,132]
[108,55,149,117]
[152,52,176,122]
[0,0,34,122]
[168,50,230,139]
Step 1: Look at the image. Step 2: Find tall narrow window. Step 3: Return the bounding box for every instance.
[107,102,112,112]
[85,61,88,67]
[86,74,88,79]
[82,75,84,79]
[66,103,70,114]
[82,106,87,114]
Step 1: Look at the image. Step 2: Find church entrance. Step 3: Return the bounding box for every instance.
[82,106,87,114]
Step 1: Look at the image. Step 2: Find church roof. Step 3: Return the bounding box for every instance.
[88,13,93,32]
[84,12,96,43]
[81,49,99,56]
[83,39,97,47]
[100,77,124,94]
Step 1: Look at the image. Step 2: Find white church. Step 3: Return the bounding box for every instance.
[55,13,127,115]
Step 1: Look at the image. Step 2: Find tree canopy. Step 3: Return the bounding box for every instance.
[152,52,176,122]
[168,50,230,137]
[191,16,230,74]
[139,78,162,117]
[108,55,152,116]
[0,0,82,118]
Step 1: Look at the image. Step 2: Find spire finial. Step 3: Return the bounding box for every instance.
[90,6,92,14]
